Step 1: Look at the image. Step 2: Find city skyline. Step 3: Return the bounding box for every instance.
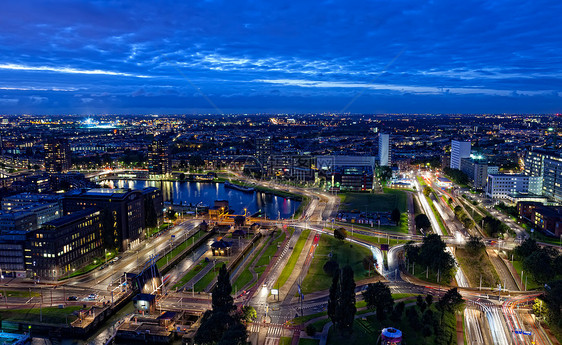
[1,1,562,114]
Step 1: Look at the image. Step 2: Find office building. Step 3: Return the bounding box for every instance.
[141,187,164,229]
[518,202,562,236]
[27,208,103,279]
[330,166,374,191]
[486,174,541,199]
[460,156,489,189]
[450,140,471,170]
[148,139,171,177]
[44,138,71,173]
[63,188,145,251]
[543,154,562,202]
[523,149,562,202]
[378,133,391,166]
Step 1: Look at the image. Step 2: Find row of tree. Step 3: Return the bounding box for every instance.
[453,205,475,230]
[442,167,469,186]
[513,238,562,284]
[405,234,456,282]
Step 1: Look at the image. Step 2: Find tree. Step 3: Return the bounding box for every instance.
[328,266,356,334]
[334,266,356,334]
[425,294,433,308]
[417,295,427,313]
[195,264,247,345]
[334,228,347,241]
[423,186,432,197]
[537,280,562,326]
[443,167,468,185]
[179,172,186,181]
[212,265,235,314]
[362,255,377,273]
[438,288,464,313]
[523,250,554,284]
[466,236,485,255]
[323,260,340,277]
[166,209,177,221]
[482,216,507,238]
[391,208,401,225]
[240,306,256,322]
[514,238,539,260]
[327,269,339,324]
[305,324,316,336]
[414,214,431,231]
[362,281,394,322]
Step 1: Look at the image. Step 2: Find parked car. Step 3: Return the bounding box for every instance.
[88,294,97,300]
[67,296,78,301]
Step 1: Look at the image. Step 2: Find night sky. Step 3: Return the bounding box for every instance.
[1,0,562,114]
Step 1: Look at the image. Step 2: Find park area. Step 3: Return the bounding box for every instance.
[338,189,407,213]
[300,234,375,294]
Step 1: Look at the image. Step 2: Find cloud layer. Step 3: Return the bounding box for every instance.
[0,0,561,114]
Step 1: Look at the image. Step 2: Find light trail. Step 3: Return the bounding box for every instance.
[414,177,469,288]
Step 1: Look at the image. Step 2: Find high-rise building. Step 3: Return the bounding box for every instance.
[450,140,471,170]
[524,149,562,202]
[148,139,171,177]
[460,155,492,189]
[543,155,562,202]
[44,138,71,173]
[255,136,272,171]
[378,133,391,166]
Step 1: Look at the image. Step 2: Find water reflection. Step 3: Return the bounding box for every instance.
[104,180,299,219]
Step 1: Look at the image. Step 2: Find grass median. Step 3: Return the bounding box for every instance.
[234,230,286,291]
[0,306,82,324]
[455,247,499,288]
[301,234,374,294]
[194,261,227,292]
[156,230,203,269]
[275,229,311,289]
[172,260,209,290]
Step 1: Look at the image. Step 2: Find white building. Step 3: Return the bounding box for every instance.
[450,140,471,170]
[378,133,391,166]
[486,174,542,199]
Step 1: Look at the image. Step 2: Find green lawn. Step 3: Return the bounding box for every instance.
[194,261,226,292]
[0,306,82,324]
[234,231,287,291]
[1,290,40,298]
[147,223,171,237]
[301,234,375,294]
[156,231,203,269]
[172,260,209,290]
[417,176,427,186]
[350,232,410,247]
[455,248,499,288]
[278,337,292,345]
[275,229,311,289]
[338,189,407,213]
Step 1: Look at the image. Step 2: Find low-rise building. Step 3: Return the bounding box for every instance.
[486,174,541,199]
[517,201,562,236]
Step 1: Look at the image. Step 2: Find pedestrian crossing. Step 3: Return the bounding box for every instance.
[266,324,284,337]
[249,323,261,333]
[264,337,279,345]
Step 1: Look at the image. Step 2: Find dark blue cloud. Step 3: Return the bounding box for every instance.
[0,0,561,114]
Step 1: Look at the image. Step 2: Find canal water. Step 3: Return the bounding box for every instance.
[103,180,300,220]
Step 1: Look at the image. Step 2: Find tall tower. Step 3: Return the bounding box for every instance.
[148,139,171,177]
[378,133,391,167]
[450,140,471,170]
[255,136,272,172]
[44,138,71,173]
